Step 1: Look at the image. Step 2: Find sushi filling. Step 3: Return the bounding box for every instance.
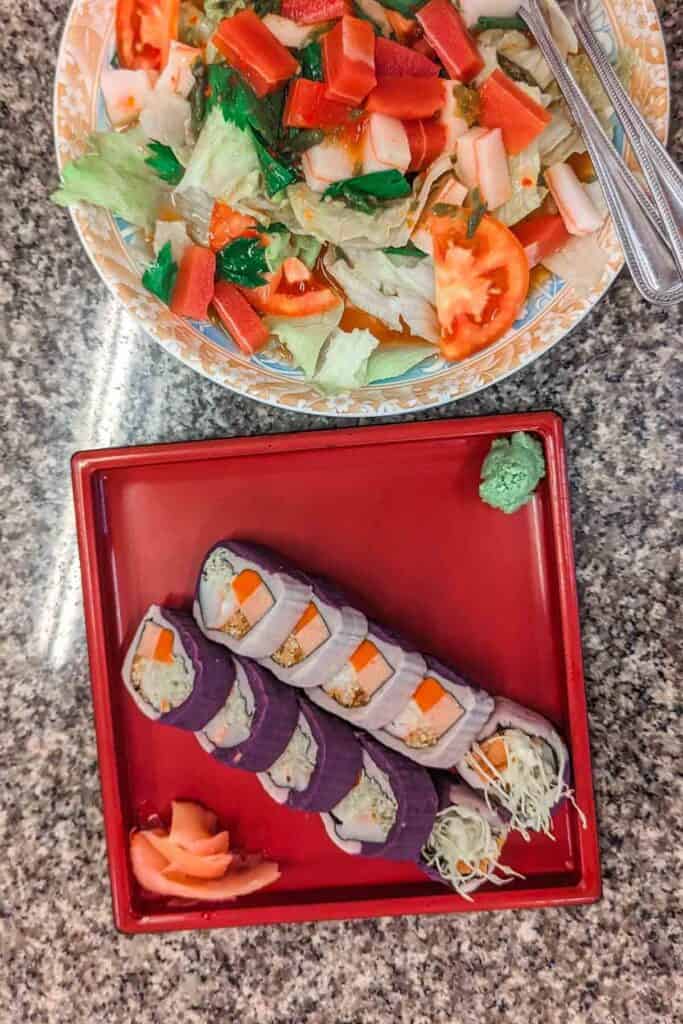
[271,602,330,668]
[131,619,193,713]
[330,759,397,844]
[267,716,318,792]
[385,676,464,748]
[324,640,393,709]
[199,548,274,638]
[467,729,568,838]
[202,673,254,748]
[421,805,521,899]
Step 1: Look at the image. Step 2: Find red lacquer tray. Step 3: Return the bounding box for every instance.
[72,413,600,933]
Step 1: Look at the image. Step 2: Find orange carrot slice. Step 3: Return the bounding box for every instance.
[130,832,280,901]
[349,639,378,673]
[154,627,175,663]
[473,735,509,781]
[413,676,446,713]
[293,602,319,635]
[232,569,263,605]
[169,800,218,849]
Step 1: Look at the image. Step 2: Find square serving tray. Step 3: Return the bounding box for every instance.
[72,413,600,933]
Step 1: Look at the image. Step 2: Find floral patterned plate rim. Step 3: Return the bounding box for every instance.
[53,0,670,417]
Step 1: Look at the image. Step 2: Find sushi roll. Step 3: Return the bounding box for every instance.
[321,734,438,861]
[419,778,521,898]
[309,623,426,730]
[194,540,312,659]
[196,656,299,773]
[121,605,234,730]
[373,657,494,769]
[456,697,572,837]
[257,698,363,812]
[265,578,367,690]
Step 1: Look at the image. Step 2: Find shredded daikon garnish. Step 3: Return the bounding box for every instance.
[421,805,523,900]
[268,721,317,792]
[467,728,576,838]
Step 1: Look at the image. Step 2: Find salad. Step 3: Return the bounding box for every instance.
[52,0,618,394]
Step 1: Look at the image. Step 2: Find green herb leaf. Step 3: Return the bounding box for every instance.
[251,131,298,197]
[451,83,480,128]
[189,59,208,134]
[110,52,120,69]
[206,63,235,116]
[382,241,428,260]
[324,169,412,204]
[474,15,527,32]
[379,0,423,14]
[279,127,325,159]
[211,64,284,146]
[497,53,540,88]
[253,0,281,14]
[142,241,178,304]
[145,141,185,185]
[466,187,488,239]
[216,236,269,287]
[300,41,323,81]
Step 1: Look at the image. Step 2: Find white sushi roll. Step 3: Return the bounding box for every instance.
[372,657,494,769]
[308,623,426,730]
[193,540,312,659]
[264,577,368,689]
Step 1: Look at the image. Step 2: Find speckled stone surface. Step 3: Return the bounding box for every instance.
[1,2,682,1021]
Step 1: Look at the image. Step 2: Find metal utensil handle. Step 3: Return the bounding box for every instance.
[572,5,683,277]
[519,0,683,306]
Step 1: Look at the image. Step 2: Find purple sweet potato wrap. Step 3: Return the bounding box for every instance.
[286,699,363,812]
[355,735,438,861]
[207,657,300,773]
[121,606,236,731]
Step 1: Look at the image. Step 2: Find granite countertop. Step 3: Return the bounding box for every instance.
[1,1,681,1020]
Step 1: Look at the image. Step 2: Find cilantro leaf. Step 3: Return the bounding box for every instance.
[474,15,527,32]
[189,60,208,135]
[383,241,428,260]
[466,187,488,239]
[251,131,298,197]
[216,236,269,288]
[300,41,323,81]
[324,170,412,204]
[279,127,325,159]
[377,0,423,14]
[142,242,178,304]
[145,141,184,185]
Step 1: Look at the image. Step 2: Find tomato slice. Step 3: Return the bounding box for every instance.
[209,202,259,252]
[512,212,570,268]
[365,77,444,119]
[479,69,552,155]
[242,269,341,317]
[430,213,530,361]
[283,79,355,129]
[116,0,179,71]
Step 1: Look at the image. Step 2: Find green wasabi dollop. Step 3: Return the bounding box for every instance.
[479,432,546,514]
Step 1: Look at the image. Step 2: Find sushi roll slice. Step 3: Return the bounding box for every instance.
[373,657,494,769]
[321,734,438,861]
[194,540,312,659]
[122,605,235,729]
[456,697,573,838]
[196,656,299,773]
[257,698,363,812]
[419,778,522,898]
[309,623,426,730]
[266,578,367,689]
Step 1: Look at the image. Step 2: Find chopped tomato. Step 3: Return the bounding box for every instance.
[430,212,529,361]
[283,79,355,129]
[365,77,444,119]
[374,37,440,78]
[213,280,269,355]
[282,257,312,284]
[116,0,179,71]
[385,10,417,43]
[321,16,376,106]
[281,0,349,23]
[209,202,259,252]
[213,11,300,98]
[243,269,340,317]
[479,69,552,155]
[512,213,571,267]
[417,0,483,83]
[170,245,216,320]
[403,118,447,171]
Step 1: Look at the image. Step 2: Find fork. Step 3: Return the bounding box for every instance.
[518,0,683,306]
[559,0,683,278]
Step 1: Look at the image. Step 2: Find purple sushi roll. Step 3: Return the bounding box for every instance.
[309,622,426,730]
[257,697,363,812]
[193,540,312,659]
[265,577,367,690]
[121,605,235,730]
[456,697,572,838]
[419,778,521,898]
[373,657,494,769]
[196,656,299,773]
[321,734,438,862]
